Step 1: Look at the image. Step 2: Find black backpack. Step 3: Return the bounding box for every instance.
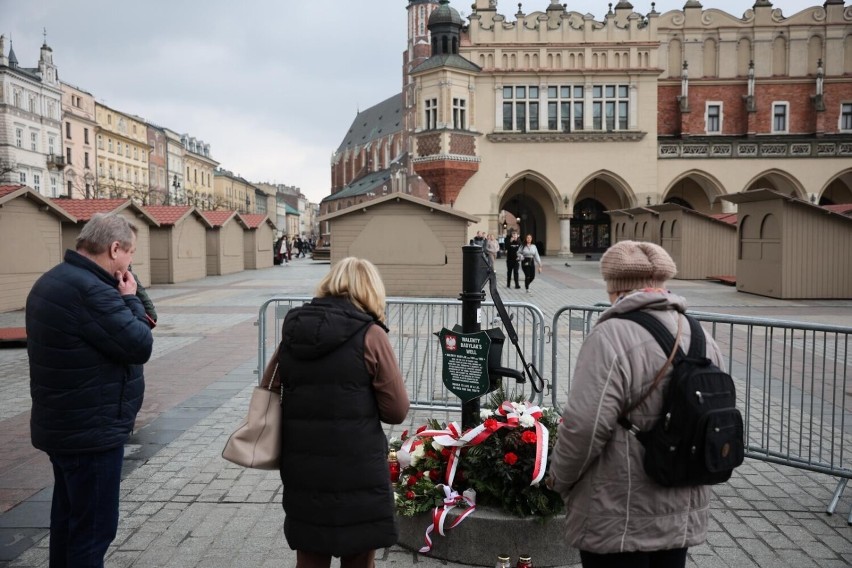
[613,311,744,487]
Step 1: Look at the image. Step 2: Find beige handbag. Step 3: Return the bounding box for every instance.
[222,363,282,470]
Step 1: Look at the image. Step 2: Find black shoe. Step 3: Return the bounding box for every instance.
[515,286,520,289]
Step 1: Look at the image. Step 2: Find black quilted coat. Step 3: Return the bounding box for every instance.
[26,250,153,453]
[277,296,397,557]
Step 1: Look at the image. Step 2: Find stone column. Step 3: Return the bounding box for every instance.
[558,215,573,258]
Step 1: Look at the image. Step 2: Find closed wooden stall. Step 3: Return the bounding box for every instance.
[239,214,276,270]
[653,203,736,280]
[721,189,852,299]
[52,198,158,287]
[202,211,247,276]
[607,210,635,244]
[146,206,211,284]
[319,193,479,297]
[0,186,76,312]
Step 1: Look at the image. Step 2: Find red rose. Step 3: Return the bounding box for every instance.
[406,491,416,500]
[416,425,427,434]
[415,471,425,480]
[406,476,418,487]
[426,450,438,460]
[521,431,537,444]
[504,452,519,466]
[483,418,499,431]
[440,448,451,459]
[429,469,441,482]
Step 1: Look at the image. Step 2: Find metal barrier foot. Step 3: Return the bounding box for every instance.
[826,478,850,524]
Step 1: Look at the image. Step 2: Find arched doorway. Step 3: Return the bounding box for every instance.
[571,198,611,253]
[500,177,549,253]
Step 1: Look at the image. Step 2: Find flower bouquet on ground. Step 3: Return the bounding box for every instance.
[389,391,564,523]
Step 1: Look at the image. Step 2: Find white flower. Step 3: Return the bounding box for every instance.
[410,444,425,467]
[519,414,535,428]
[479,409,493,420]
[511,401,526,413]
[432,441,443,452]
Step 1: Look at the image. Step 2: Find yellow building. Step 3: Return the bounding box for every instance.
[94,103,150,202]
[182,135,218,210]
[213,169,256,213]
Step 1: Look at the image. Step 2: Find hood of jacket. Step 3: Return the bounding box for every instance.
[281,296,383,360]
[597,288,688,324]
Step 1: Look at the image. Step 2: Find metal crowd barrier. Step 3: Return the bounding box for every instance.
[256,297,549,413]
[551,305,852,523]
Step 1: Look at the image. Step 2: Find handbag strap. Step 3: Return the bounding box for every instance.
[264,362,280,391]
[615,312,682,435]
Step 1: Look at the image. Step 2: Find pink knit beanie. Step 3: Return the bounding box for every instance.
[600,240,677,294]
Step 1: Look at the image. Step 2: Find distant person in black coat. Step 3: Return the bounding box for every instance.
[26,213,153,568]
[505,232,521,289]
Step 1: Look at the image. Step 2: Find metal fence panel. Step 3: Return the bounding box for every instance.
[257,297,549,413]
[551,305,852,520]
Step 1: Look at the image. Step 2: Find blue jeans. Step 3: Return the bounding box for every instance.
[48,446,124,568]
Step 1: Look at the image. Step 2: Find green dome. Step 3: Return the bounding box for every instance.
[428,0,464,27]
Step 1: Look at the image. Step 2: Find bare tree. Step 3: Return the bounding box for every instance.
[0,159,18,184]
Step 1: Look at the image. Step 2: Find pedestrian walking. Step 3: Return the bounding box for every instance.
[271,257,410,567]
[547,241,725,568]
[519,234,542,293]
[26,213,154,568]
[505,232,521,288]
[485,233,499,269]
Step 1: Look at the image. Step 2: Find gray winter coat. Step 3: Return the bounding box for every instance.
[548,290,724,553]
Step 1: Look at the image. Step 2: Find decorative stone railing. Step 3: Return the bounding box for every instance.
[658,138,852,159]
[487,131,646,143]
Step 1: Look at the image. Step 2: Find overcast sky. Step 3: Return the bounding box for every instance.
[3,0,817,203]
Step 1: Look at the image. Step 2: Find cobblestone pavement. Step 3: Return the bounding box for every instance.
[1,256,851,567]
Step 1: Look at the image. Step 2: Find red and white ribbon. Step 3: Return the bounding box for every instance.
[419,485,476,554]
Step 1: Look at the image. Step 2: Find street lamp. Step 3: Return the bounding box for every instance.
[170,174,180,206]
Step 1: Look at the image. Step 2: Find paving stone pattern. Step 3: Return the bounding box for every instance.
[1,257,851,567]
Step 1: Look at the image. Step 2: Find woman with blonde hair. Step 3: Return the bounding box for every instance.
[268,257,410,567]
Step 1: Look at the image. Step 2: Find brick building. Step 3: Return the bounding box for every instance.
[325,0,852,255]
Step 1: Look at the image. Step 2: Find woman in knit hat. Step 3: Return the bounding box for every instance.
[547,240,725,568]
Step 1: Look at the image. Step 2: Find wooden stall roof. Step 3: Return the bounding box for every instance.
[0,185,76,222]
[144,205,213,228]
[238,213,277,231]
[721,189,852,225]
[822,204,852,216]
[200,210,248,229]
[650,203,738,228]
[51,198,159,227]
[318,192,479,223]
[711,212,738,225]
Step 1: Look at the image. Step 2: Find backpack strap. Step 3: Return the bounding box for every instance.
[684,315,707,361]
[611,311,683,435]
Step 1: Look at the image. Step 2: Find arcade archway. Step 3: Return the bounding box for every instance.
[570,176,632,254]
[500,176,552,253]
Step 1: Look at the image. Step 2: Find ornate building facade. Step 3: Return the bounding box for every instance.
[0,36,64,196]
[60,81,96,199]
[328,0,852,255]
[94,102,150,201]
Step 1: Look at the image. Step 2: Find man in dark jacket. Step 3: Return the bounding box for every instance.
[505,231,521,288]
[26,213,153,568]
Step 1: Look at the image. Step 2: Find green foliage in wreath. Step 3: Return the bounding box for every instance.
[390,391,564,520]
